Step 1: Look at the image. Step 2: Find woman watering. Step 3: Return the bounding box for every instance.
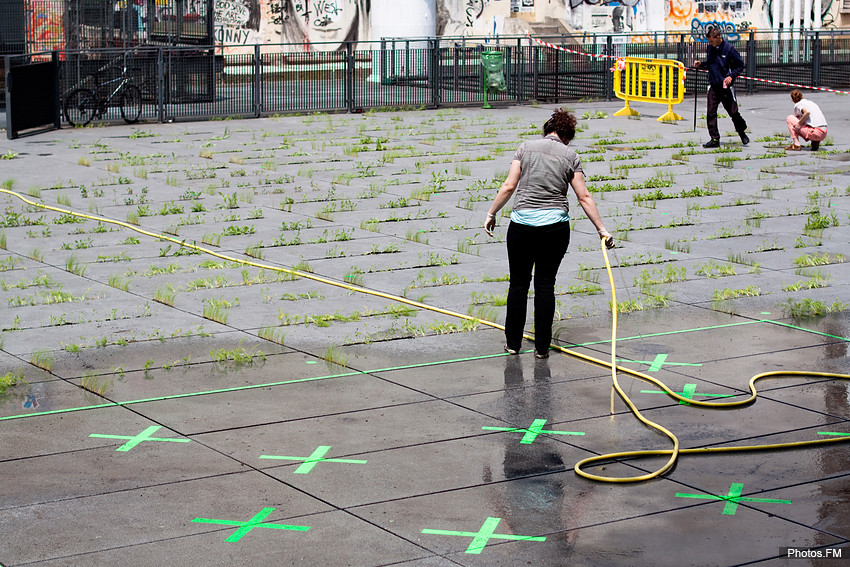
[484,109,614,358]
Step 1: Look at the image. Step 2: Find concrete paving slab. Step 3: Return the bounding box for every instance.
[130,371,432,435]
[0,473,338,566]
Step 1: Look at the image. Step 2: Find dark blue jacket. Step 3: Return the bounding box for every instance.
[704,39,745,87]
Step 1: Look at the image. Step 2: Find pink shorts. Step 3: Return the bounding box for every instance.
[787,115,827,142]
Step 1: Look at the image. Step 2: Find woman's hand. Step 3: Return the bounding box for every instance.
[484,213,496,237]
[598,228,615,249]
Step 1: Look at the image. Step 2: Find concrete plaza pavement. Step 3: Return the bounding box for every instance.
[0,91,848,566]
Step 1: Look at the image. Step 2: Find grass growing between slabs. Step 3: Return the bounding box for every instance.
[0,103,846,400]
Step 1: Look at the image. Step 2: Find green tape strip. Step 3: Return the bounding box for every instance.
[0,352,510,422]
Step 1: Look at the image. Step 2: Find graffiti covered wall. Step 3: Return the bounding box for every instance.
[21,0,847,54]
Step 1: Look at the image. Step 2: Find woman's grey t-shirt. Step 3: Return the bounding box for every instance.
[512,136,583,214]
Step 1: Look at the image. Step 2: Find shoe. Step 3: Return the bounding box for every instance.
[811,141,820,151]
[702,139,720,148]
[504,344,519,355]
[535,351,549,359]
[739,132,749,146]
[784,144,802,151]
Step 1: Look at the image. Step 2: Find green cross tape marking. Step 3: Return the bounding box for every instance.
[421,516,546,554]
[89,425,190,452]
[482,419,584,444]
[619,354,703,372]
[818,432,850,437]
[675,483,791,515]
[259,445,367,474]
[192,507,309,542]
[640,383,735,405]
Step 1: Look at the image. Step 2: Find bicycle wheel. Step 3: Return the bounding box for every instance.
[63,88,97,127]
[119,84,142,124]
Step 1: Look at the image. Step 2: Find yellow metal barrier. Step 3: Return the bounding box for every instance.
[613,57,685,122]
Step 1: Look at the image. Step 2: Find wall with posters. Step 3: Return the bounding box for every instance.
[214,0,261,45]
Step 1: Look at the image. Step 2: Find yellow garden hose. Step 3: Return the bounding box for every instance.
[570,239,850,482]
[2,187,849,483]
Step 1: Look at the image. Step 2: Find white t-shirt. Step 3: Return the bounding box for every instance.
[795,99,828,128]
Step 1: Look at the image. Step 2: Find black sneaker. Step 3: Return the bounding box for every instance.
[811,140,820,151]
[703,139,720,148]
[740,132,750,146]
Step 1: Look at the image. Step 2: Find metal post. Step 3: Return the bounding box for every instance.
[516,38,523,103]
[52,51,61,129]
[605,35,613,101]
[429,38,439,109]
[532,39,539,101]
[345,41,354,113]
[746,30,755,95]
[156,47,164,123]
[453,44,459,91]
[380,38,386,83]
[390,38,396,81]
[405,40,410,81]
[253,44,261,117]
[812,31,821,87]
[555,38,561,102]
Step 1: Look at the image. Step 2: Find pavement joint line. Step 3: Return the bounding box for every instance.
[618,353,703,372]
[640,382,735,405]
[259,445,368,473]
[571,320,763,346]
[0,373,357,422]
[421,516,546,554]
[0,353,507,422]
[570,318,849,348]
[89,425,190,451]
[481,419,585,444]
[674,483,792,515]
[192,507,310,542]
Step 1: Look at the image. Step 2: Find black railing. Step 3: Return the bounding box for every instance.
[5,30,850,128]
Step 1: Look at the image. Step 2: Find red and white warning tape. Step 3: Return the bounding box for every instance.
[528,34,850,95]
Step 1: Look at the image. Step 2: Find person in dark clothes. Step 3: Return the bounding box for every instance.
[694,26,750,148]
[484,109,614,359]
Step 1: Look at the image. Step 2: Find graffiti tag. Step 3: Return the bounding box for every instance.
[691,18,740,42]
[215,25,253,44]
[465,0,484,27]
[294,0,344,28]
[215,0,251,27]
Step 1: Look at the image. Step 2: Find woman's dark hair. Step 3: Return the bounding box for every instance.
[543,109,577,143]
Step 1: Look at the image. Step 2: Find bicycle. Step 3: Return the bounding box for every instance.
[63,66,142,127]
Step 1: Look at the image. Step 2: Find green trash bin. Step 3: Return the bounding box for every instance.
[481,51,505,109]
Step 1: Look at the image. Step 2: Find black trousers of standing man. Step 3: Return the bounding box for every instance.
[706,84,748,140]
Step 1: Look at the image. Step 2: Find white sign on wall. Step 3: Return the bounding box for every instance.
[510,0,534,13]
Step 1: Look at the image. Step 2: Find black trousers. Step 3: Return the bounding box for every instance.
[706,84,748,140]
[505,221,570,355]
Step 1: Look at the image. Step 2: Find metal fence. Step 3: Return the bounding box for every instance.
[6,30,850,130]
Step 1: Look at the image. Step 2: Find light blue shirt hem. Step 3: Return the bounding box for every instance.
[510,209,570,227]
